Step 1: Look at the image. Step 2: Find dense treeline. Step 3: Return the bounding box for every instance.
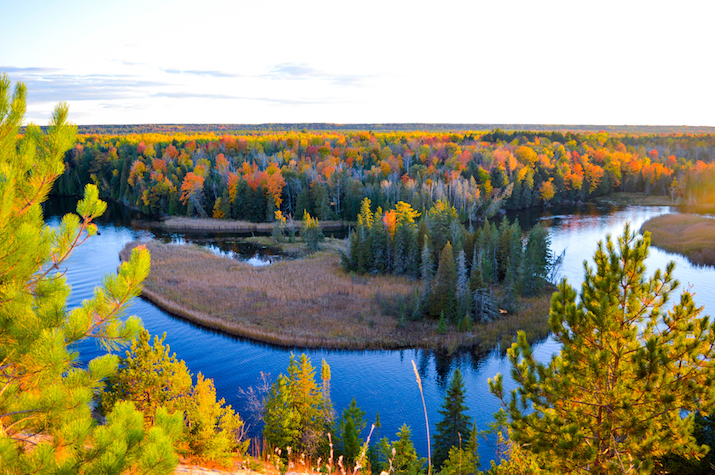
[342,198,554,324]
[36,123,715,136]
[53,129,715,223]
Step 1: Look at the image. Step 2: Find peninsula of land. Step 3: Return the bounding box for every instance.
[121,239,553,351]
[641,213,715,266]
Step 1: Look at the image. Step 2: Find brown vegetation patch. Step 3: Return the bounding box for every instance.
[594,192,675,207]
[640,213,715,266]
[121,240,553,351]
[142,217,349,233]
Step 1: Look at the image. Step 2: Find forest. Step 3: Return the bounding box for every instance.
[6,67,715,475]
[52,128,715,226]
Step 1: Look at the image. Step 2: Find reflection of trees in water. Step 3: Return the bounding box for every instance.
[414,348,494,389]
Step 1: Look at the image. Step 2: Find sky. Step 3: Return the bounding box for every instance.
[1,0,714,126]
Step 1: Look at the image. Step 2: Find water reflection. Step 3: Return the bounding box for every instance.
[43,197,715,466]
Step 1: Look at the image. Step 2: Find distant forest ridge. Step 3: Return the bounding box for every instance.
[62,123,715,136]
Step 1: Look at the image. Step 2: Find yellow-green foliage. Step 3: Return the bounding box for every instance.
[0,72,179,474]
[102,330,246,466]
[490,224,715,473]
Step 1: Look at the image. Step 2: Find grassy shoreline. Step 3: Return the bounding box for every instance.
[641,213,715,267]
[593,192,675,207]
[122,240,554,352]
[139,216,350,233]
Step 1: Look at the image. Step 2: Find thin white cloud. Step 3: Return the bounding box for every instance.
[161,68,242,79]
[264,63,369,87]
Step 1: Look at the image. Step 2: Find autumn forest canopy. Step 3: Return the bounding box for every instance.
[52,126,715,224]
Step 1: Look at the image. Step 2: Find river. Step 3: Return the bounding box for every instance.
[43,197,715,465]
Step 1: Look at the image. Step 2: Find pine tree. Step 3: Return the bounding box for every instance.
[379,424,426,475]
[433,369,472,469]
[337,398,367,467]
[0,73,179,473]
[100,330,193,423]
[263,354,332,458]
[468,247,484,294]
[490,224,715,474]
[429,242,457,319]
[302,212,325,252]
[101,330,245,464]
[371,207,389,273]
[455,249,470,319]
[520,223,551,296]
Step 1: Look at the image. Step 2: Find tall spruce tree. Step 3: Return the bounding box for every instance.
[520,223,551,296]
[337,398,367,467]
[433,369,472,469]
[429,242,458,319]
[490,224,715,474]
[0,73,180,473]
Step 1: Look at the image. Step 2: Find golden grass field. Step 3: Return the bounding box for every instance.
[121,240,553,351]
[641,213,715,267]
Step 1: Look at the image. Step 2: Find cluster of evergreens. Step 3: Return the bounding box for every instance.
[51,123,715,224]
[261,354,481,475]
[343,198,554,326]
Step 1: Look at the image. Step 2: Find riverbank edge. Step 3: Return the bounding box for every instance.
[640,213,715,267]
[121,241,553,352]
[136,216,351,233]
[136,193,689,233]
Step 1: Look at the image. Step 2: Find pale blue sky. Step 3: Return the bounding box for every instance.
[1,0,713,126]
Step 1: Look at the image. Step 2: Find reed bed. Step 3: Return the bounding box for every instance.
[121,240,553,351]
[594,192,675,207]
[641,213,715,267]
[147,217,348,233]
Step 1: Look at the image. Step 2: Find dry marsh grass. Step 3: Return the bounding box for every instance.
[121,240,553,351]
[595,192,675,207]
[146,217,349,233]
[641,213,715,267]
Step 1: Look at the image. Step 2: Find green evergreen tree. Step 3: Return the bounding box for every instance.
[263,354,332,458]
[420,239,435,307]
[263,375,302,452]
[520,223,551,296]
[302,212,325,252]
[371,207,389,273]
[427,200,460,265]
[100,330,193,423]
[101,330,246,465]
[379,424,426,475]
[433,369,472,469]
[337,398,367,467]
[455,249,471,319]
[295,186,311,220]
[429,242,458,319]
[438,445,480,475]
[490,224,715,474]
[0,73,179,474]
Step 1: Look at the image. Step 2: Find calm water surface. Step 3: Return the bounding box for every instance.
[46,199,715,464]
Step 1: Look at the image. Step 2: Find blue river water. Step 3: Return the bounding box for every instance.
[44,198,715,465]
